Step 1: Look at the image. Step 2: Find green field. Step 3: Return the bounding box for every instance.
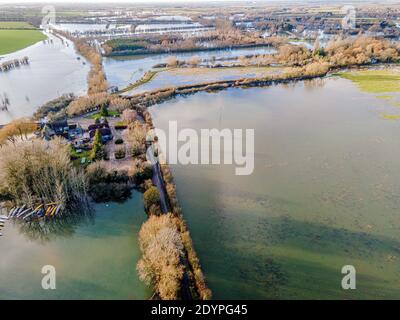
[0,21,35,29]
[0,29,46,55]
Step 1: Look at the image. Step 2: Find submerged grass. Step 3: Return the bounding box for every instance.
[376,95,394,100]
[118,70,160,93]
[340,70,400,94]
[380,114,400,120]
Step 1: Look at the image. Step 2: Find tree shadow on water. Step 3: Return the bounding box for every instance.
[13,204,95,243]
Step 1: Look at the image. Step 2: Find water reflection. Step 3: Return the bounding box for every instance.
[150,78,400,299]
[103,46,276,90]
[0,193,149,299]
[13,205,95,243]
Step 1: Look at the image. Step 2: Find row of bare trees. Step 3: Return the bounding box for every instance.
[135,108,212,300]
[0,118,37,147]
[66,93,134,117]
[58,31,108,94]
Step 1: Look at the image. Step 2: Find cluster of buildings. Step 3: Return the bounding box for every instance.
[40,117,113,154]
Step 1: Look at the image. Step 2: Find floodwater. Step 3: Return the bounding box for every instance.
[103,46,276,90]
[128,67,283,95]
[150,77,400,299]
[0,32,89,125]
[0,192,150,299]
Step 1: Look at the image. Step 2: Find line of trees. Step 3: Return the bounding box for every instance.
[136,108,212,300]
[66,93,134,117]
[57,31,108,94]
[276,36,400,68]
[0,118,37,147]
[103,29,286,56]
[137,213,185,300]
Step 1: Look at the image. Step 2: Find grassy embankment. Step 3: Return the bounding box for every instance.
[339,69,400,120]
[118,70,160,93]
[117,66,284,94]
[0,22,46,55]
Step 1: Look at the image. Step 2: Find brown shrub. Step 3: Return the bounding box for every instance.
[0,138,87,209]
[137,214,184,300]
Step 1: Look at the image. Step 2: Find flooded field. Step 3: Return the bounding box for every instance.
[126,66,283,94]
[103,46,276,90]
[150,76,400,299]
[0,32,88,125]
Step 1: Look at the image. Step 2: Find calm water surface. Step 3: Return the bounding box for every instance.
[0,192,149,299]
[103,46,276,90]
[150,77,400,299]
[0,32,88,125]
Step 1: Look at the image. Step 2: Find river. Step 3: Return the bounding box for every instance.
[149,77,400,299]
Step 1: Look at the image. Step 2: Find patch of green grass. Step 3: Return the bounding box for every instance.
[340,70,400,93]
[86,110,120,119]
[0,29,46,55]
[118,70,159,93]
[380,114,400,120]
[114,121,125,127]
[0,21,35,29]
[70,145,92,167]
[376,95,394,100]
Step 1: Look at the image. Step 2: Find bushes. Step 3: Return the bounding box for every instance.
[143,186,160,210]
[99,104,109,117]
[67,92,109,117]
[0,138,88,209]
[86,161,129,184]
[166,56,178,67]
[188,55,200,66]
[133,160,153,183]
[114,147,126,159]
[277,44,313,66]
[33,94,74,120]
[324,36,400,66]
[109,97,132,112]
[115,138,124,145]
[124,120,147,147]
[91,129,106,161]
[86,161,131,202]
[0,118,38,147]
[130,142,145,157]
[121,109,138,124]
[137,214,184,300]
[89,182,131,202]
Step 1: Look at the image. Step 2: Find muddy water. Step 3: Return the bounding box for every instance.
[103,46,276,90]
[150,77,400,299]
[0,32,88,125]
[0,193,150,299]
